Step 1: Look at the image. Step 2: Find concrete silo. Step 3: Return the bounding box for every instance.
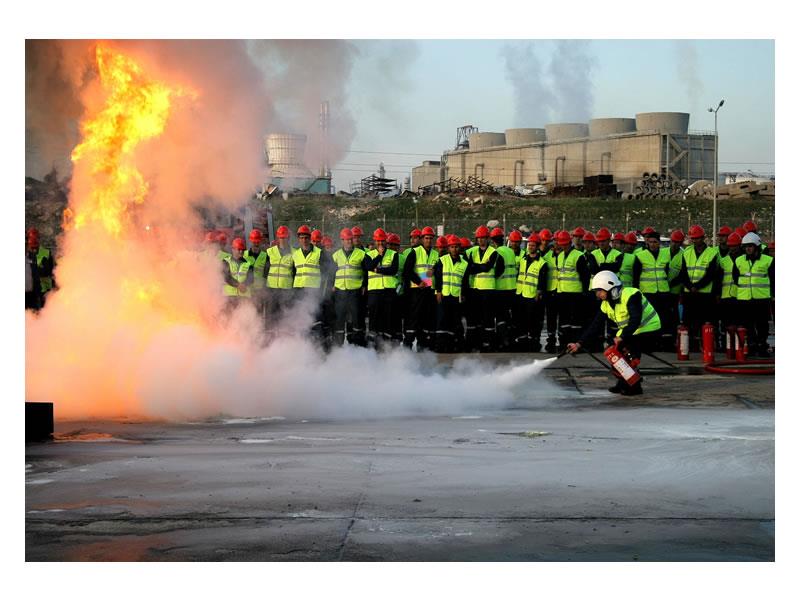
[589,118,636,137]
[635,112,690,134]
[504,128,546,146]
[545,123,590,141]
[468,132,507,150]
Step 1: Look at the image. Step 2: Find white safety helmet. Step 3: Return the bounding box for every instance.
[591,270,622,292]
[741,232,762,246]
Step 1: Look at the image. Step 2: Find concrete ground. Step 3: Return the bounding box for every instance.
[25,352,774,561]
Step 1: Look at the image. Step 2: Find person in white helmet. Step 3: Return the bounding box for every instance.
[567,270,662,396]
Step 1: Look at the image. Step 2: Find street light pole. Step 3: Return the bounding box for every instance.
[708,99,725,245]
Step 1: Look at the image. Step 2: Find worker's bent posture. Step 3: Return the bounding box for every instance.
[566,270,661,396]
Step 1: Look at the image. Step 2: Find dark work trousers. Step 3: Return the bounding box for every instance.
[462,289,480,352]
[472,290,496,351]
[519,297,544,351]
[367,289,394,347]
[404,287,435,350]
[334,289,365,346]
[357,291,367,343]
[612,330,662,392]
[556,292,583,346]
[391,289,405,343]
[681,292,716,351]
[435,295,463,352]
[644,292,675,351]
[739,298,772,355]
[543,291,559,349]
[494,290,516,350]
[718,298,741,352]
[512,294,527,345]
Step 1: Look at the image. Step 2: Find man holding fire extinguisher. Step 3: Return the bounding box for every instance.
[566,270,661,396]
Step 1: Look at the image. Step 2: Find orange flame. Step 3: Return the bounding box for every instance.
[70,44,193,237]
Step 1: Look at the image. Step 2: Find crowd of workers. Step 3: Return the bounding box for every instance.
[210,219,775,370]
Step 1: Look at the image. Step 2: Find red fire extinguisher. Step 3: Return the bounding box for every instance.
[604,345,641,386]
[702,322,715,364]
[677,324,690,361]
[736,326,749,362]
[726,325,737,360]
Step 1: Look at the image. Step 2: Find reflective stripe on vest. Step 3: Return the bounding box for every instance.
[266,246,294,289]
[719,255,738,300]
[440,254,468,297]
[683,245,719,293]
[411,246,439,288]
[495,246,518,291]
[600,287,661,337]
[36,247,53,292]
[223,256,252,297]
[619,253,636,287]
[333,247,365,291]
[244,249,268,290]
[735,254,773,300]
[556,248,583,293]
[471,246,496,290]
[521,257,545,299]
[292,246,322,288]
[636,247,671,293]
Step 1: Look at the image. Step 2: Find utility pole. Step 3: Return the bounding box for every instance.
[708,99,725,245]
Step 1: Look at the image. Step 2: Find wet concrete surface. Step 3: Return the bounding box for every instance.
[25,352,774,561]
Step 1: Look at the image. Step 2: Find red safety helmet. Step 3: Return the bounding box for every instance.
[204,231,217,244]
[670,229,685,243]
[539,228,553,241]
[475,225,490,238]
[742,220,757,233]
[582,232,596,242]
[297,225,311,236]
[339,228,353,240]
[446,234,460,247]
[27,227,39,239]
[387,233,401,245]
[490,227,504,238]
[249,229,263,243]
[624,232,638,245]
[373,228,387,242]
[688,225,705,239]
[734,226,746,237]
[409,228,422,238]
[276,225,290,239]
[768,241,775,250]
[216,231,228,243]
[718,225,732,236]
[596,228,611,241]
[527,232,540,244]
[556,230,571,246]
[322,236,334,250]
[231,237,246,251]
[726,232,742,246]
[508,230,523,242]
[421,226,435,237]
[612,232,625,242]
[311,229,323,243]
[641,226,656,236]
[571,226,586,237]
[436,235,447,249]
[351,226,364,237]
[460,237,472,249]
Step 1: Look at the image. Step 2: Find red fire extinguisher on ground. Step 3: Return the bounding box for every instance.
[677,325,690,361]
[726,325,737,359]
[736,326,749,362]
[604,345,641,386]
[702,322,715,364]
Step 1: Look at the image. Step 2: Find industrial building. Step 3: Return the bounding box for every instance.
[263,133,332,195]
[412,112,717,195]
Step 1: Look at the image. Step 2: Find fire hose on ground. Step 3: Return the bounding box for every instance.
[704,358,774,376]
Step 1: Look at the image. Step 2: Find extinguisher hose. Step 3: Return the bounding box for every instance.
[704,359,774,375]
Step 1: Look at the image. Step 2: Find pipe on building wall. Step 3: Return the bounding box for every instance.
[601,152,612,174]
[474,163,485,178]
[554,156,566,187]
[539,146,546,181]
[514,160,524,186]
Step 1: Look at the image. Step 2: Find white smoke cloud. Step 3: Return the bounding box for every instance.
[501,40,596,125]
[675,40,704,108]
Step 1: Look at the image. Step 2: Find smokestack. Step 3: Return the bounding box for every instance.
[319,100,330,178]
